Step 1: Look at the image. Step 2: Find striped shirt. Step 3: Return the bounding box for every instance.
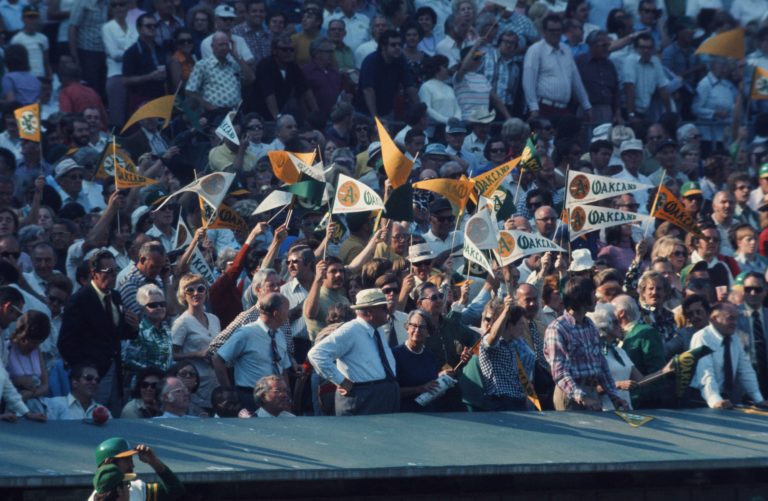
[544,312,618,402]
[479,336,535,399]
[484,49,521,107]
[207,305,294,360]
[116,263,164,316]
[522,40,591,113]
[620,53,669,114]
[454,72,492,121]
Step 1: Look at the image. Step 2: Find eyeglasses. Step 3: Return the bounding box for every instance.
[177,370,196,378]
[96,267,117,275]
[140,381,158,389]
[82,374,101,383]
[736,185,750,191]
[684,196,703,203]
[433,215,454,223]
[0,251,20,259]
[420,293,444,301]
[746,286,764,294]
[408,322,428,331]
[185,285,207,295]
[145,301,167,309]
[671,250,687,257]
[382,287,400,295]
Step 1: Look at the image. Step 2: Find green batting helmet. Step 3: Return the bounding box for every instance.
[95,437,138,467]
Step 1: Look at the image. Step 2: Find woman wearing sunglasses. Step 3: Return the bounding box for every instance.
[171,273,221,414]
[168,27,197,93]
[121,367,164,418]
[122,284,173,392]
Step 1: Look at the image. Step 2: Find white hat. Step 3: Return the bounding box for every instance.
[591,123,612,142]
[467,107,496,124]
[131,206,151,232]
[619,139,643,155]
[351,289,389,309]
[408,243,436,263]
[568,249,595,272]
[55,158,84,178]
[214,4,236,17]
[609,125,635,147]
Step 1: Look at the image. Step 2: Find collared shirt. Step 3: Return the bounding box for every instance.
[232,22,272,63]
[358,51,415,117]
[217,318,292,387]
[479,335,535,399]
[523,40,591,112]
[484,49,521,107]
[185,55,244,109]
[621,53,669,114]
[308,317,396,385]
[255,407,295,418]
[69,0,108,51]
[691,324,764,407]
[0,0,25,33]
[711,215,735,256]
[200,33,254,63]
[22,270,53,297]
[576,53,619,110]
[91,280,120,325]
[544,311,619,402]
[418,78,462,125]
[334,44,356,72]
[497,11,539,49]
[117,262,164,316]
[280,277,309,340]
[44,393,110,420]
[208,305,294,358]
[693,72,738,143]
[734,253,768,276]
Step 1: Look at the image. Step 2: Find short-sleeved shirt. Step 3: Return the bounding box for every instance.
[357,51,414,117]
[216,318,291,388]
[185,55,243,109]
[2,72,40,105]
[305,286,350,342]
[69,0,108,51]
[171,311,221,410]
[10,31,48,78]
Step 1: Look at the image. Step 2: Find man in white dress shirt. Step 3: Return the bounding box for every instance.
[690,302,768,409]
[45,362,112,419]
[308,289,399,415]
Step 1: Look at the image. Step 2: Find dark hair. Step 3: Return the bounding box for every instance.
[5,45,30,72]
[167,361,200,393]
[47,273,73,296]
[130,366,166,399]
[606,8,627,35]
[589,139,613,153]
[562,276,595,311]
[136,13,154,30]
[172,27,193,50]
[483,136,506,161]
[69,361,99,382]
[404,128,426,145]
[0,147,16,173]
[12,310,50,343]
[604,224,633,247]
[565,0,585,18]
[552,137,579,166]
[416,6,437,24]
[0,284,23,306]
[89,250,115,271]
[360,258,391,288]
[378,29,401,51]
[682,294,710,316]
[399,20,423,40]
[0,207,18,232]
[374,272,399,288]
[542,13,563,32]
[423,54,450,79]
[634,32,654,47]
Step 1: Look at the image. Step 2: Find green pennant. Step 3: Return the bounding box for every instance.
[175,96,204,133]
[384,182,413,222]
[490,187,516,221]
[520,135,541,172]
[284,178,325,206]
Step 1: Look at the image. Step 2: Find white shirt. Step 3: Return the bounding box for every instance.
[102,19,138,77]
[255,407,295,417]
[621,53,669,114]
[424,228,464,272]
[200,33,254,63]
[10,31,48,78]
[435,36,462,68]
[280,277,308,339]
[748,186,766,211]
[693,73,738,143]
[44,393,111,420]
[323,11,370,49]
[354,39,377,69]
[734,0,768,24]
[146,224,176,253]
[23,270,60,296]
[613,167,652,214]
[523,40,591,112]
[308,317,396,385]
[418,78,462,125]
[691,324,764,408]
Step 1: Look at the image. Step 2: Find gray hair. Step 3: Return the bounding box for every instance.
[138,241,165,259]
[253,375,282,407]
[136,283,163,306]
[216,247,238,272]
[587,303,618,336]
[275,113,296,131]
[611,294,640,324]
[309,36,334,57]
[501,118,530,141]
[252,267,278,290]
[404,308,435,335]
[439,161,463,177]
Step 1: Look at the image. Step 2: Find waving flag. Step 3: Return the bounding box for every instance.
[565,171,653,207]
[375,117,412,188]
[267,150,317,185]
[121,95,176,133]
[332,174,385,214]
[471,156,520,199]
[413,177,475,211]
[155,171,235,212]
[14,103,40,142]
[653,184,705,237]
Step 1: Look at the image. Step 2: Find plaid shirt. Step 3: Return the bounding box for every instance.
[479,336,535,399]
[484,49,521,107]
[232,22,272,64]
[69,0,108,51]
[544,312,618,402]
[207,305,294,360]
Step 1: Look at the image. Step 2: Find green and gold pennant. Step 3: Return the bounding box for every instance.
[615,411,653,428]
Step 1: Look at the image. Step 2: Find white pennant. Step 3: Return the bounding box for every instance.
[214,111,239,145]
[568,204,650,240]
[332,174,385,214]
[463,237,494,277]
[174,215,193,250]
[287,152,326,183]
[155,172,235,213]
[252,190,294,215]
[465,200,499,250]
[189,247,215,284]
[565,171,653,207]
[494,230,566,266]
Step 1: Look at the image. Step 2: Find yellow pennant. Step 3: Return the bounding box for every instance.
[121,95,176,133]
[654,185,705,238]
[695,28,745,60]
[375,117,412,188]
[615,411,654,428]
[114,163,157,189]
[267,150,317,185]
[14,103,40,142]
[207,203,248,233]
[413,176,475,211]
[96,145,135,180]
[515,347,542,412]
[471,156,520,200]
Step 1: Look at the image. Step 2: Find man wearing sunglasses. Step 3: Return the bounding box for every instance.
[44,361,111,419]
[59,251,139,416]
[736,273,768,398]
[123,13,168,115]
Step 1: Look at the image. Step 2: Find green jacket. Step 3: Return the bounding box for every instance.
[622,322,671,408]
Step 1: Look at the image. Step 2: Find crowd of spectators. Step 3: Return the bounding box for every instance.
[1,0,768,423]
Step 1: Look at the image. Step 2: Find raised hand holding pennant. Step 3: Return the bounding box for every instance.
[214,111,240,145]
[566,171,654,207]
[494,230,566,266]
[332,174,385,214]
[154,171,235,212]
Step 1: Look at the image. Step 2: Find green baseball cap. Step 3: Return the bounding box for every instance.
[760,163,768,178]
[93,464,137,494]
[95,437,137,467]
[680,181,702,198]
[733,272,748,288]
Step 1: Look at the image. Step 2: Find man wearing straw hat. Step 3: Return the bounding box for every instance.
[307,288,399,415]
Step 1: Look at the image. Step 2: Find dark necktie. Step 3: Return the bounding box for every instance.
[722,335,734,400]
[268,330,282,375]
[752,311,767,392]
[529,320,544,366]
[103,292,115,326]
[373,328,395,381]
[387,316,398,348]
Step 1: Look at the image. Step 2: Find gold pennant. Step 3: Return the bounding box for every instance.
[515,347,541,411]
[615,410,653,428]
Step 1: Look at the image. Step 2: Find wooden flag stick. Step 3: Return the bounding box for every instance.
[512,168,523,206]
[266,203,290,224]
[112,136,121,230]
[644,169,667,239]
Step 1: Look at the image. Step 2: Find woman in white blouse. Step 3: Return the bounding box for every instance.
[418,54,462,135]
[102,0,137,128]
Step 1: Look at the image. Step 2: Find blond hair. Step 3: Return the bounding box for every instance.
[177,273,207,306]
